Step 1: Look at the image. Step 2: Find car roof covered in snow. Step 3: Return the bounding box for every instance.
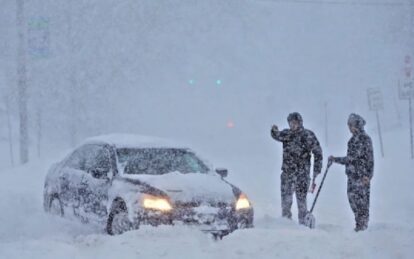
[82,134,190,150]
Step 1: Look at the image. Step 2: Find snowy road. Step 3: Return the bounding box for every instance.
[0,138,413,259]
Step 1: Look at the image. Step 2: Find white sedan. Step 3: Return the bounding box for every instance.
[43,134,254,237]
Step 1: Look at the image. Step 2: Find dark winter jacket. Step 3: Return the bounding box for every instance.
[271,126,323,178]
[333,130,374,180]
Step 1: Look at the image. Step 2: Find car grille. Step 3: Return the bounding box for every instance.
[173,200,233,225]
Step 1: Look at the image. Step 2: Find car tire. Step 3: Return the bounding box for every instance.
[106,200,134,235]
[48,194,64,217]
[237,218,253,229]
[212,231,229,240]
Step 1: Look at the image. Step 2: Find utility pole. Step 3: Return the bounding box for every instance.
[399,62,413,159]
[410,96,414,159]
[17,0,29,164]
[324,101,329,147]
[410,0,414,159]
[28,15,50,158]
[2,95,14,166]
[65,0,78,147]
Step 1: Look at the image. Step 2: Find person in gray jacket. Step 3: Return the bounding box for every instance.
[271,112,323,224]
[329,113,374,232]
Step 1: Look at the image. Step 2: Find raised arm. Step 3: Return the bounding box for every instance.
[271,126,291,142]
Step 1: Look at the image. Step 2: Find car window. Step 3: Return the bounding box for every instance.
[118,148,209,175]
[66,145,112,179]
[183,153,205,173]
[83,145,112,176]
[65,149,86,170]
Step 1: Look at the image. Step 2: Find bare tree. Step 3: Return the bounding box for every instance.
[17,0,29,164]
[67,0,78,147]
[2,95,15,166]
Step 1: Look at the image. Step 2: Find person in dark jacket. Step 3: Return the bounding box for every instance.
[271,112,323,224]
[329,113,374,232]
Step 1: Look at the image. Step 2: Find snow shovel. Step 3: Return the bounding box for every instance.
[304,161,332,229]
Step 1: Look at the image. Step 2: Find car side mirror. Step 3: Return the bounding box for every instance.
[215,168,228,178]
[90,168,110,180]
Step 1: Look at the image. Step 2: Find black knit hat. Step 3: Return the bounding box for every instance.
[287,112,303,125]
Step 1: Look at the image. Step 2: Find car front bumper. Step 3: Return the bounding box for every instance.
[133,205,254,234]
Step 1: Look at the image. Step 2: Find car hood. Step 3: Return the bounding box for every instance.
[121,171,236,204]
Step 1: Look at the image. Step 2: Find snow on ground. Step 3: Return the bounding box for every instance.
[0,129,413,259]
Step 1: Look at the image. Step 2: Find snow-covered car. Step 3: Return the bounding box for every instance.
[43,134,254,236]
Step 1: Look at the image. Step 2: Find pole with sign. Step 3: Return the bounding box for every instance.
[400,55,414,159]
[410,96,413,159]
[324,101,329,147]
[28,17,50,60]
[367,88,385,158]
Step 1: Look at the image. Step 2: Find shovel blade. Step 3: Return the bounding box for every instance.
[304,212,316,229]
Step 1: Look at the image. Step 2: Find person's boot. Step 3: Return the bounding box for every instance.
[360,218,368,231]
[354,221,368,232]
[282,210,292,220]
[354,220,362,232]
[360,224,368,231]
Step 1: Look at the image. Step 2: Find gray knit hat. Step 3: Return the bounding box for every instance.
[348,113,366,130]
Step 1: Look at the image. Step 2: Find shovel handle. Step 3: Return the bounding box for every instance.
[309,162,332,213]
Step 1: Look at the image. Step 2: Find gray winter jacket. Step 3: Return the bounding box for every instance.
[271,127,323,178]
[334,130,374,180]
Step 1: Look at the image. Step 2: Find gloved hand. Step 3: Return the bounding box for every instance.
[271,125,278,132]
[328,156,335,166]
[309,178,316,193]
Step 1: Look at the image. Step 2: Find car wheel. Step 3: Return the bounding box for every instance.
[238,218,250,229]
[49,194,64,217]
[212,232,225,240]
[106,200,134,235]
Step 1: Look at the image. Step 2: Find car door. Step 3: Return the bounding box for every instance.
[59,148,87,213]
[77,144,113,224]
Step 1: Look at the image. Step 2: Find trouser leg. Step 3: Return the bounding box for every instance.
[347,179,358,224]
[281,172,294,219]
[348,179,370,230]
[296,176,309,224]
[359,183,370,229]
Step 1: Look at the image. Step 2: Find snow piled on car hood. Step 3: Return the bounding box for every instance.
[121,172,236,203]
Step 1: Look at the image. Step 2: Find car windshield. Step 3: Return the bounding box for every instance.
[117,148,210,175]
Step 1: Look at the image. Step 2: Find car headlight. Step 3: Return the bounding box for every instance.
[142,194,172,211]
[236,193,251,210]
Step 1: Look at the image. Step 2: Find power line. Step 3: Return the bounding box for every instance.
[256,0,408,7]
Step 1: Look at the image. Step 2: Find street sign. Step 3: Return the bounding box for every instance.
[399,80,414,100]
[367,88,384,111]
[28,17,50,59]
[367,87,385,157]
